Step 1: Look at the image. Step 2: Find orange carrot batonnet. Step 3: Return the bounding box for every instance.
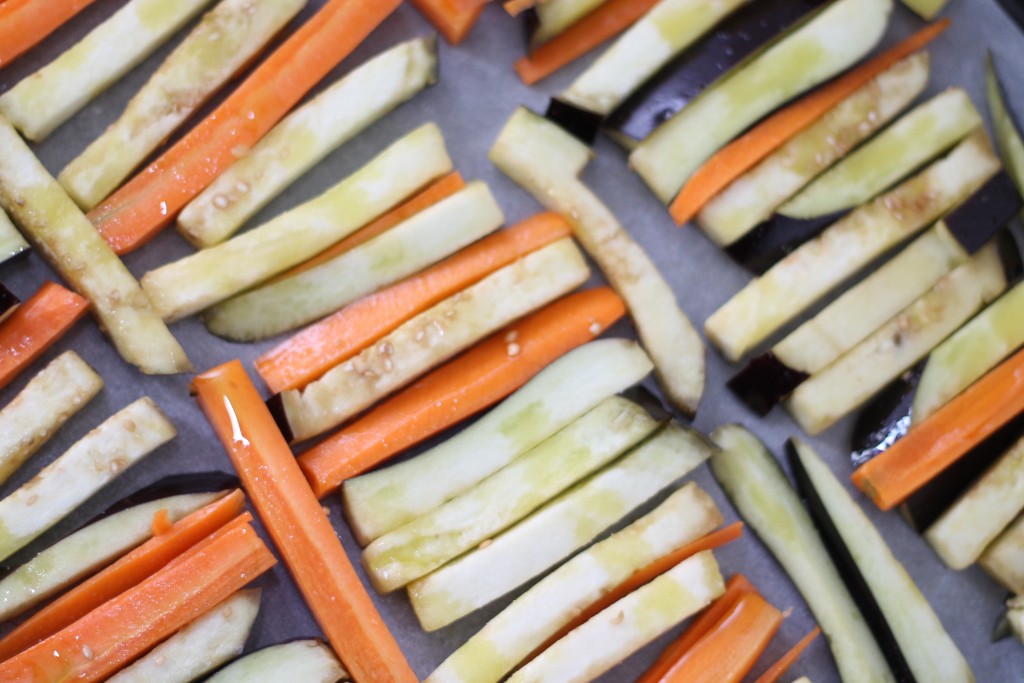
[504,0,537,17]
[296,286,626,498]
[0,517,275,683]
[753,626,822,683]
[0,490,246,661]
[853,346,1024,510]
[0,0,99,68]
[0,281,88,391]
[410,0,488,45]
[87,0,404,254]
[515,0,661,85]
[257,211,573,394]
[669,20,952,226]
[192,360,417,683]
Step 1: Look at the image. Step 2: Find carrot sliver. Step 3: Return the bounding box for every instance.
[0,0,99,68]
[853,347,1024,510]
[514,0,660,85]
[504,0,536,17]
[411,0,488,45]
[192,361,417,682]
[753,626,821,683]
[150,509,173,536]
[87,0,403,254]
[256,212,573,394]
[0,519,275,683]
[0,282,88,391]
[0,490,246,661]
[297,286,626,498]
[669,20,952,226]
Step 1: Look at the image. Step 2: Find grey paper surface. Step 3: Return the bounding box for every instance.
[2,1,1023,680]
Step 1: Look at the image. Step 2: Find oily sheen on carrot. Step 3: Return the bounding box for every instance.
[297,286,626,498]
[411,0,488,45]
[0,518,275,683]
[192,361,417,683]
[853,346,1024,510]
[0,0,99,67]
[87,0,403,254]
[753,626,821,683]
[0,491,247,661]
[0,282,88,391]
[257,212,573,394]
[515,0,661,85]
[669,20,952,226]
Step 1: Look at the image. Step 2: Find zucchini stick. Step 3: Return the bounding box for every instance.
[532,0,606,44]
[0,208,29,265]
[981,514,1024,594]
[206,640,348,683]
[987,52,1024,222]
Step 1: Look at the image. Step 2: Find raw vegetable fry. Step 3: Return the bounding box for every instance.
[259,210,569,394]
[532,0,606,45]
[507,551,725,683]
[275,238,590,442]
[0,490,245,660]
[0,283,88,391]
[710,425,895,683]
[409,423,716,631]
[204,181,505,341]
[106,589,261,683]
[673,21,950,225]
[0,119,190,374]
[179,38,439,247]
[903,0,949,19]
[504,0,535,16]
[987,53,1024,221]
[59,0,306,211]
[88,0,404,254]
[853,347,1024,510]
[364,396,660,593]
[0,0,214,142]
[0,208,29,264]
[411,0,488,45]
[492,107,705,416]
[142,123,452,322]
[1008,596,1024,645]
[0,0,99,68]
[981,515,1024,594]
[0,517,275,683]
[343,339,652,544]
[753,627,821,683]
[206,640,348,683]
[193,361,416,682]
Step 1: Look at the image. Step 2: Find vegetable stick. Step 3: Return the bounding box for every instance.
[671,21,951,225]
[0,119,190,374]
[753,627,822,683]
[504,0,536,16]
[0,208,29,264]
[411,0,488,45]
[515,0,661,86]
[206,640,348,683]
[192,360,416,682]
[299,287,623,498]
[532,0,607,45]
[0,518,275,683]
[987,52,1024,222]
[0,490,245,660]
[179,38,440,247]
[980,515,1024,594]
[88,0,404,254]
[903,0,949,19]
[0,0,99,68]
[852,347,1024,510]
[0,283,88,392]
[58,0,306,211]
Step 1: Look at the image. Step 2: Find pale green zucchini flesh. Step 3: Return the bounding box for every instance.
[532,0,607,44]
[1008,596,1024,645]
[0,208,29,264]
[902,0,950,19]
[206,640,348,683]
[986,53,1024,222]
[981,514,1024,594]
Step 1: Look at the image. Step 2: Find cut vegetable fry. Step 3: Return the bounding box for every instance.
[206,640,348,683]
[58,0,305,210]
[107,589,261,683]
[753,627,821,683]
[0,120,190,374]
[903,0,949,19]
[532,0,606,45]
[674,20,951,225]
[411,0,487,45]
[1008,596,1024,645]
[710,425,895,683]
[204,181,505,341]
[0,518,275,683]
[987,52,1024,222]
[980,515,1024,594]
[0,490,244,660]
[343,338,651,544]
[364,396,659,593]
[193,361,416,682]
[142,124,452,322]
[178,37,439,247]
[0,0,213,142]
[409,423,715,631]
[508,551,724,683]
[276,238,590,442]
[0,283,88,392]
[0,209,29,265]
[88,0,404,254]
[0,0,99,68]
[492,107,705,415]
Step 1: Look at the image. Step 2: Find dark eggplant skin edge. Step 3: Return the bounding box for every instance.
[0,283,20,323]
[724,211,845,275]
[727,352,810,416]
[545,98,603,145]
[620,384,673,423]
[945,171,1023,254]
[266,392,295,444]
[786,440,917,683]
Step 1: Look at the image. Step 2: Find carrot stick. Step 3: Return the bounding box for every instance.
[257,212,572,394]
[411,0,488,45]
[669,20,952,226]
[192,360,417,682]
[853,346,1024,510]
[504,0,537,17]
[514,0,660,85]
[296,286,625,497]
[0,0,99,68]
[0,490,246,661]
[754,626,821,683]
[0,517,275,683]
[87,0,403,255]
[0,282,88,391]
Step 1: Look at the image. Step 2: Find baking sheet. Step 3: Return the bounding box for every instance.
[2,1,1023,680]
